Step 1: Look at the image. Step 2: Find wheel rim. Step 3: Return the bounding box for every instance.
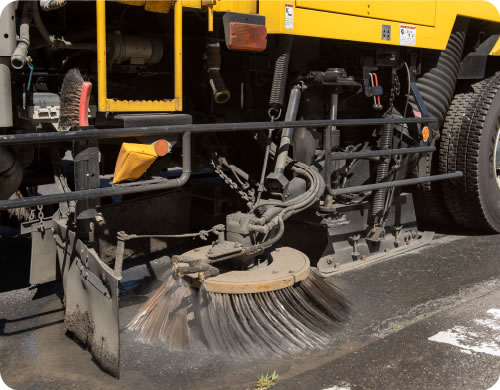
[494,127,500,191]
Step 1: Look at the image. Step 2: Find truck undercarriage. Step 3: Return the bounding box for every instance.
[1,0,500,377]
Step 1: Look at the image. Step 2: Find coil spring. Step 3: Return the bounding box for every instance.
[269,35,293,110]
[372,122,394,219]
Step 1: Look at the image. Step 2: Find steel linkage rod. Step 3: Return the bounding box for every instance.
[331,145,436,160]
[0,117,436,145]
[328,171,463,196]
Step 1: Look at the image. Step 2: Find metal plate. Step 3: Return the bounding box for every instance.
[183,246,310,294]
[22,218,57,285]
[53,217,120,377]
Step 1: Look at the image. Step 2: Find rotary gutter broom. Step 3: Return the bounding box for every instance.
[128,156,350,356]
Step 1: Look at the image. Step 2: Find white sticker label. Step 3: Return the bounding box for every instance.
[400,24,416,46]
[285,3,294,30]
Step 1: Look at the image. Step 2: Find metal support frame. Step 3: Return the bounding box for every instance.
[0,117,436,146]
[96,0,183,112]
[0,115,447,211]
[324,92,339,195]
[329,172,462,196]
[0,132,191,210]
[331,145,435,160]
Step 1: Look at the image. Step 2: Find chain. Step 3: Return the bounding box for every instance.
[211,159,255,208]
[389,73,401,110]
[37,204,45,231]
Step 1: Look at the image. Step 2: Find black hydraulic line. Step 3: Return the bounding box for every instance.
[408,18,468,126]
[0,117,437,146]
[328,171,463,196]
[0,132,192,210]
[331,146,435,160]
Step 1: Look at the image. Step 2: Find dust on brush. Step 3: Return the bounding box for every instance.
[127,263,350,357]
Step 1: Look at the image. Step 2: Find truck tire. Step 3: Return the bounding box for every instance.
[440,74,500,232]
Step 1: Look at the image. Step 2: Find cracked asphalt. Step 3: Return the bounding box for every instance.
[0,230,499,390]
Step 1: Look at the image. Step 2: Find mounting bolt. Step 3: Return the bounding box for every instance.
[334,263,340,269]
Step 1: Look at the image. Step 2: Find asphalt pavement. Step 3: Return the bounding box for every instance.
[0,230,499,390]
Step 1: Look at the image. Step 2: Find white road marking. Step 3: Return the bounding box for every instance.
[323,384,351,390]
[428,309,500,357]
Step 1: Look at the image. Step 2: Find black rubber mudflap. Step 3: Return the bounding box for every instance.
[440,73,500,232]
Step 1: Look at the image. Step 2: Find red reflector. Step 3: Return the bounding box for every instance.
[228,22,267,52]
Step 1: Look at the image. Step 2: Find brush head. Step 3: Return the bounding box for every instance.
[180,245,310,294]
[127,248,350,357]
[59,68,85,131]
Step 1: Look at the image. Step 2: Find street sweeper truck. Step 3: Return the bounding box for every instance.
[2,0,500,377]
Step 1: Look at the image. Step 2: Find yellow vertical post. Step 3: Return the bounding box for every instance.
[96,0,107,112]
[208,5,214,32]
[174,0,183,110]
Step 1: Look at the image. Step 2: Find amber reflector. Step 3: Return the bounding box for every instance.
[228,22,267,52]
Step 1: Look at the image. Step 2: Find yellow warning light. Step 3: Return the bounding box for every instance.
[422,126,430,142]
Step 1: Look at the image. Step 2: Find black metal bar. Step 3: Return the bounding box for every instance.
[331,146,436,160]
[329,171,462,196]
[0,132,192,210]
[0,117,437,146]
[410,82,430,118]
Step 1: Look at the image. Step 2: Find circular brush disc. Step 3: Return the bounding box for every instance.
[127,248,350,356]
[181,246,310,294]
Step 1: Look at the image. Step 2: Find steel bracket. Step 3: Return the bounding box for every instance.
[21,217,58,285]
[53,214,120,377]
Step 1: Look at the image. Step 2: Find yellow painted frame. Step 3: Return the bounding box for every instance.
[96,0,183,112]
[259,0,500,52]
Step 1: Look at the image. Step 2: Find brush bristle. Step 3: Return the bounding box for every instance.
[127,264,350,356]
[59,68,85,131]
[7,191,30,221]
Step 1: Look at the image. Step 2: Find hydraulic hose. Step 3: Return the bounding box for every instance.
[409,17,469,126]
[207,42,230,104]
[11,2,33,69]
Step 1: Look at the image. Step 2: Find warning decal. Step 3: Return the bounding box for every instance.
[285,3,294,30]
[400,24,416,46]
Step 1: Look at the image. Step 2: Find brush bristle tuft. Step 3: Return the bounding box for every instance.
[127,264,350,356]
[59,68,85,131]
